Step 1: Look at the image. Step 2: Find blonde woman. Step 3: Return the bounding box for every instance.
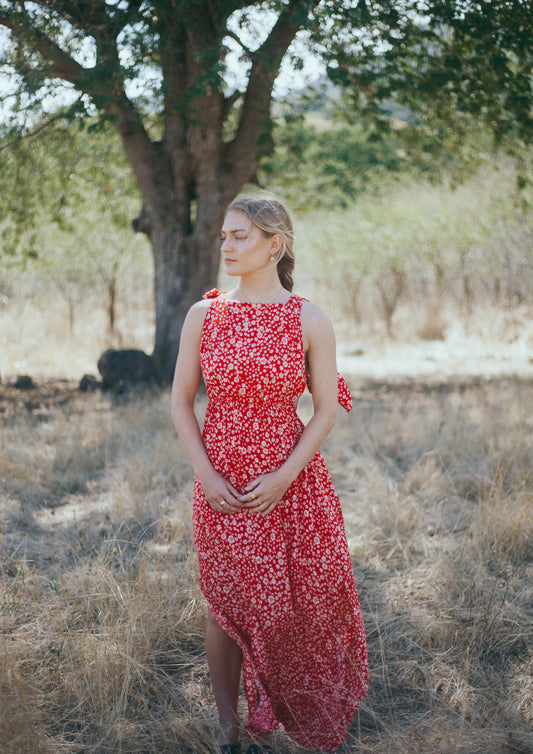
[171,196,368,753]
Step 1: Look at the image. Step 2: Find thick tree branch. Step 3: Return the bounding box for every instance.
[225,0,320,181]
[31,1,109,33]
[223,90,242,118]
[225,28,253,57]
[0,5,169,212]
[27,0,143,37]
[0,8,86,82]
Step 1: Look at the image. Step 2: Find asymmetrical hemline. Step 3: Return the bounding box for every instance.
[193,288,369,753]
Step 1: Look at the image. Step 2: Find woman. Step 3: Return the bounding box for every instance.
[171,196,368,753]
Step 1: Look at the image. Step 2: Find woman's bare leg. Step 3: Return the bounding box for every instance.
[206,609,243,745]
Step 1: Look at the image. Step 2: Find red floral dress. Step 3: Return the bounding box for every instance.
[193,290,368,753]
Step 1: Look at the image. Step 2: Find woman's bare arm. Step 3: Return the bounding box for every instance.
[171,302,242,513]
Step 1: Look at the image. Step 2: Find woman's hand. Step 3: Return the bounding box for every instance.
[200,470,243,514]
[239,470,291,517]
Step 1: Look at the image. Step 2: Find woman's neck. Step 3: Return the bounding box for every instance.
[234,274,287,304]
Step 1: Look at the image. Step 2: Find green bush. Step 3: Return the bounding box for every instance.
[259,116,407,209]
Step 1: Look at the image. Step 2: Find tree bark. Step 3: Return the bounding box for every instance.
[150,198,230,382]
[123,91,245,381]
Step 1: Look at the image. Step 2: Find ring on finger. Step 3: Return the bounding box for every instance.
[220,500,227,506]
[250,493,256,500]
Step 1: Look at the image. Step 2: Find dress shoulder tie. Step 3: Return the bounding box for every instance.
[306,371,353,413]
[202,288,224,299]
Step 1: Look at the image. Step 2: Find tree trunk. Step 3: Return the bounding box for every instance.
[150,198,228,382]
[121,114,233,382]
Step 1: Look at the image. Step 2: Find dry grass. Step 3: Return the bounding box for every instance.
[0,295,154,381]
[1,374,532,753]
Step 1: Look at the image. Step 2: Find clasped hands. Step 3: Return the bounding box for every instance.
[201,468,291,517]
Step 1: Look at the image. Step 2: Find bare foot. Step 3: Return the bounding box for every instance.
[216,720,241,746]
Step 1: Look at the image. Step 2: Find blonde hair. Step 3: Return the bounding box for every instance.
[227,195,295,291]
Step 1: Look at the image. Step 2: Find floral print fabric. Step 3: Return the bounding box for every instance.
[193,289,368,752]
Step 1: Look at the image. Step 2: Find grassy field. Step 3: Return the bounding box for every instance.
[1,376,531,753]
[1,165,532,752]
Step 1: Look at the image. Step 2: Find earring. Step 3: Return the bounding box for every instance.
[270,255,276,262]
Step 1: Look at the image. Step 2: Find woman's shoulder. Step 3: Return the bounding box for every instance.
[299,298,335,350]
[182,297,214,336]
[187,298,212,317]
[299,298,333,326]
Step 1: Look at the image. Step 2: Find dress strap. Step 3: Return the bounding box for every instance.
[201,289,228,346]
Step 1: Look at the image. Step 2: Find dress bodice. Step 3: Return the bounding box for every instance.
[201,290,307,410]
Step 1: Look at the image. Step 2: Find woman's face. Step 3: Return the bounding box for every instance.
[220,210,279,277]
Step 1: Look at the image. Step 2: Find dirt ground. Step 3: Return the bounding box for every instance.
[2,367,532,422]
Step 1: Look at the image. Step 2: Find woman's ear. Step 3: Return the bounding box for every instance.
[270,233,283,254]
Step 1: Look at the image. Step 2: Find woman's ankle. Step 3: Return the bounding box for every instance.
[216,720,241,745]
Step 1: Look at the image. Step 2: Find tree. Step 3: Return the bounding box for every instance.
[1,1,532,380]
[259,116,407,209]
[322,1,533,161]
[1,0,322,380]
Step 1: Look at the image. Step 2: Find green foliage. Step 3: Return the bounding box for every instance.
[0,116,140,257]
[316,1,533,159]
[260,114,407,209]
[259,105,504,209]
[2,1,532,159]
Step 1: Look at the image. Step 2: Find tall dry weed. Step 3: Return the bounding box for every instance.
[0,651,47,754]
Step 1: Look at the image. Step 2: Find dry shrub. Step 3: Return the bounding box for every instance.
[298,162,533,343]
[0,654,46,754]
[417,302,448,342]
[509,657,533,723]
[404,453,449,498]
[471,485,533,563]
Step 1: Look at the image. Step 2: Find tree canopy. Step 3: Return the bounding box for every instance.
[1,1,532,379]
[326,1,533,153]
